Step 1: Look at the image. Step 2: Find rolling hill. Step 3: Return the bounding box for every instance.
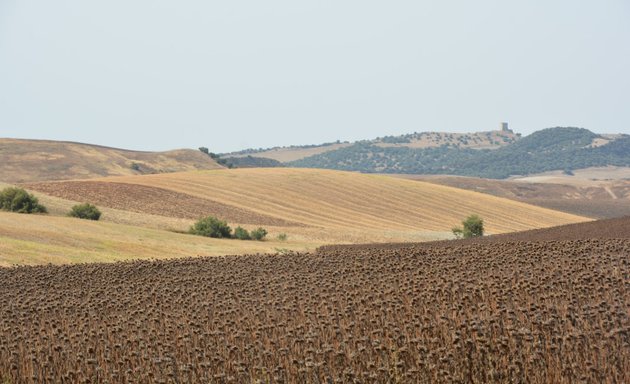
[25,168,588,247]
[395,172,630,219]
[0,138,223,183]
[290,127,630,178]
[223,129,518,162]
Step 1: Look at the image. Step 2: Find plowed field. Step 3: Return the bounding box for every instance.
[1,237,627,383]
[26,181,301,227]
[320,215,630,252]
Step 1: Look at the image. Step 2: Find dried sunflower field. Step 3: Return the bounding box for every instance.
[0,239,628,383]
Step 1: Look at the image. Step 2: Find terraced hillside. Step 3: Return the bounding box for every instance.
[0,138,223,183]
[27,169,588,243]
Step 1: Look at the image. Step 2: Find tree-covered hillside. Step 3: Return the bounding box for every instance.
[221,156,284,168]
[289,128,630,179]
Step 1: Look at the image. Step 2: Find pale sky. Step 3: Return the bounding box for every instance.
[1,1,629,152]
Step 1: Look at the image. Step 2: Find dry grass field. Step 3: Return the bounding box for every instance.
[0,212,313,267]
[96,168,589,234]
[1,219,627,383]
[2,168,588,266]
[27,168,588,239]
[0,138,223,183]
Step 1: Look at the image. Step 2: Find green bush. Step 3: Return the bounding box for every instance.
[452,214,484,239]
[190,216,232,238]
[277,233,288,241]
[234,226,251,240]
[251,227,268,241]
[0,187,47,214]
[68,203,102,220]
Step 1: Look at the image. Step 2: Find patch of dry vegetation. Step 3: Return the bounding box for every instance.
[0,212,312,266]
[0,138,223,183]
[0,239,627,383]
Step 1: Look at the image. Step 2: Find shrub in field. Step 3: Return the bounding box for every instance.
[190,216,232,238]
[0,187,47,214]
[234,226,251,240]
[277,233,288,241]
[251,227,268,241]
[68,203,102,220]
[452,214,484,239]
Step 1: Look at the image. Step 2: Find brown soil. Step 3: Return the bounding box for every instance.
[396,174,630,219]
[26,181,303,227]
[1,238,627,382]
[320,215,630,252]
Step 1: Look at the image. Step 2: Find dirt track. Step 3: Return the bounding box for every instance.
[26,181,303,227]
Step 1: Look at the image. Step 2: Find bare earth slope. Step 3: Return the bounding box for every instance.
[25,181,301,227]
[398,174,630,219]
[68,168,590,237]
[0,138,223,183]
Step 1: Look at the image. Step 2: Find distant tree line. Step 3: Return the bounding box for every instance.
[221,156,284,168]
[222,140,349,157]
[289,128,630,179]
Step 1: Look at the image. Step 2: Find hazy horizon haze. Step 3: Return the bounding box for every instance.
[1,1,628,152]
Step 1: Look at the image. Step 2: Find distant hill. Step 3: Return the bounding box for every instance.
[223,129,519,162]
[0,138,223,183]
[289,128,630,178]
[220,155,284,168]
[398,173,630,219]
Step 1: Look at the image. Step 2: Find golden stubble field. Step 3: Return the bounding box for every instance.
[34,168,588,234]
[2,168,589,265]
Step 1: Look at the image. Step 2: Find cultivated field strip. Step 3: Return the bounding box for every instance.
[91,168,587,233]
[320,215,630,252]
[1,239,628,383]
[25,181,302,227]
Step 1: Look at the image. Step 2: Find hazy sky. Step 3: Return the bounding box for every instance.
[1,1,629,152]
